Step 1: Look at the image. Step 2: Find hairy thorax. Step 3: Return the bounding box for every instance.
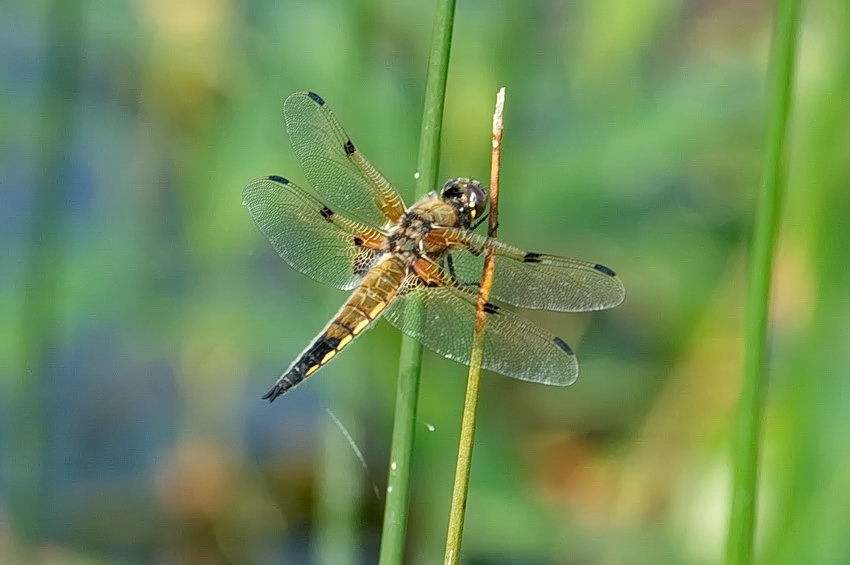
[386,197,460,265]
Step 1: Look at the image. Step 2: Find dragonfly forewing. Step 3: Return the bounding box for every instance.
[433,228,625,312]
[283,91,406,228]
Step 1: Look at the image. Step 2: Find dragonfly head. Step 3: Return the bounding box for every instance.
[441,178,486,228]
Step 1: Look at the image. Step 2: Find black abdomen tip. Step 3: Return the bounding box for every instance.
[262,384,285,402]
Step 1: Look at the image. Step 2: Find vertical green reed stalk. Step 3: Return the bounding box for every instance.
[726,0,802,563]
[378,1,457,563]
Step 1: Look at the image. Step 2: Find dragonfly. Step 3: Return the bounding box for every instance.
[243,91,625,402]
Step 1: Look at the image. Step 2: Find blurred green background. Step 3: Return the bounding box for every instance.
[2,0,849,563]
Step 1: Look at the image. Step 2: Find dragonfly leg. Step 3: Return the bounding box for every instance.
[471,213,489,230]
[470,213,500,236]
[445,253,480,289]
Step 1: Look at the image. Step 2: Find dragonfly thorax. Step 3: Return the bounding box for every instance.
[387,208,438,263]
[386,178,486,264]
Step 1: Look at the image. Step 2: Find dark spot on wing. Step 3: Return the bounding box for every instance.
[593,264,616,277]
[553,337,574,355]
[307,91,325,106]
[268,175,289,184]
[344,139,356,156]
[320,206,333,220]
[523,252,542,263]
[353,236,364,246]
[483,302,500,314]
[353,247,375,277]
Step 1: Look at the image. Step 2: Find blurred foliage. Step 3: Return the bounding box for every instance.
[1,0,848,563]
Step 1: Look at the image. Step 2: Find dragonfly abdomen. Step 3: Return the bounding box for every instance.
[263,256,408,402]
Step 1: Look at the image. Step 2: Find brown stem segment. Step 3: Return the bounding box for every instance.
[444,87,505,564]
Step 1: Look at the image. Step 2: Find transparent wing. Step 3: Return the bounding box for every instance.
[243,175,387,291]
[382,278,579,386]
[437,229,625,312]
[283,91,406,228]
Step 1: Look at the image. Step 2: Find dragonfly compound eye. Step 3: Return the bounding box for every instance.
[441,178,464,200]
[466,180,486,220]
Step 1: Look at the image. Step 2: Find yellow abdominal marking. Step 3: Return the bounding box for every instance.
[305,364,320,376]
[369,302,386,319]
[338,334,353,349]
[321,350,336,364]
[352,319,369,335]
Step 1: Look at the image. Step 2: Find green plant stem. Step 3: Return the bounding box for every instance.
[725,0,802,564]
[444,88,504,565]
[378,1,457,563]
